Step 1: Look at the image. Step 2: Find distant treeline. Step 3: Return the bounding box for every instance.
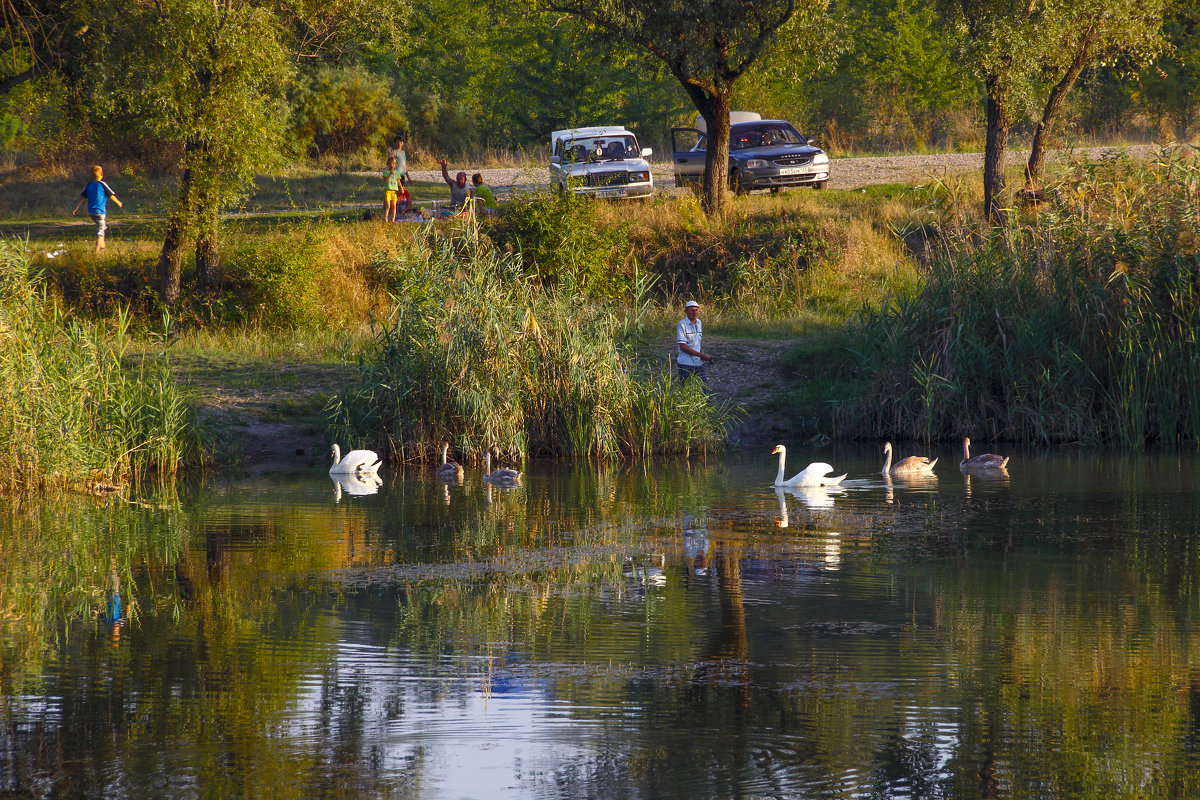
[3,0,1196,166]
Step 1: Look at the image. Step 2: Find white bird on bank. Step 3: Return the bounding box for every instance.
[483,451,521,486]
[770,444,846,487]
[329,443,381,476]
[881,441,937,476]
[959,437,1009,470]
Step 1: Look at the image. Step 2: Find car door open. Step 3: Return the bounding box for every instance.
[671,128,705,188]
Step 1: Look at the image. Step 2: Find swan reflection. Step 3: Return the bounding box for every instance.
[775,485,842,520]
[331,472,382,502]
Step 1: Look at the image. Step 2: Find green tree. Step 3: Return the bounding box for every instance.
[1142,8,1200,140]
[944,0,1051,222]
[541,0,819,215]
[1024,0,1169,187]
[90,0,292,301]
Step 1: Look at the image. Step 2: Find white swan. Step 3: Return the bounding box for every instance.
[329,443,381,476]
[770,444,846,487]
[881,441,936,476]
[483,451,521,486]
[436,442,464,481]
[960,437,1009,470]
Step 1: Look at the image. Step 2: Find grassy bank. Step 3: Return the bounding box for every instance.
[0,239,197,491]
[833,148,1200,445]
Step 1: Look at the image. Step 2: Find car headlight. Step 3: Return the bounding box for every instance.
[629,171,650,182]
[812,152,829,166]
[746,159,770,170]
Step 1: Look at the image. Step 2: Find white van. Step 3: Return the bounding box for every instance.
[548,126,654,199]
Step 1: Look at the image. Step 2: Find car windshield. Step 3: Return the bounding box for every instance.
[559,135,639,161]
[730,124,806,149]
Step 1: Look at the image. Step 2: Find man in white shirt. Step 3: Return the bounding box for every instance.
[676,300,713,382]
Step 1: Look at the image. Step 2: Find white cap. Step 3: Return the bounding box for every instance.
[684,300,700,309]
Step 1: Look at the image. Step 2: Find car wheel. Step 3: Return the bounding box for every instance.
[729,170,746,196]
[812,181,827,191]
[770,187,781,194]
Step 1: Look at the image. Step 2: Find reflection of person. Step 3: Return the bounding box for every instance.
[683,516,709,576]
[103,562,127,644]
[439,159,470,211]
[72,165,123,253]
[676,300,713,383]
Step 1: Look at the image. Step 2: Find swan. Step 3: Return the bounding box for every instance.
[330,443,381,476]
[960,437,1009,470]
[436,442,464,480]
[770,444,846,487]
[881,441,937,476]
[483,451,521,486]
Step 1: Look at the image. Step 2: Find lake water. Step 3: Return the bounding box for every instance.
[3,443,1200,799]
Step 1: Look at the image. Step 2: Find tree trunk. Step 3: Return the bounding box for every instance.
[983,75,1011,225]
[1026,50,1090,188]
[157,208,188,304]
[195,197,220,292]
[684,84,732,216]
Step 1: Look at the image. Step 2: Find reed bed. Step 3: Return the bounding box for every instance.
[325,221,732,462]
[843,147,1200,445]
[0,238,195,491]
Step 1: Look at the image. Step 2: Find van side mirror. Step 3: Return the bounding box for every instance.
[641,147,653,158]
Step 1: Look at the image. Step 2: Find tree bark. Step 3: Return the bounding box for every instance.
[983,75,1011,225]
[157,203,189,303]
[195,196,220,292]
[685,85,732,216]
[1026,48,1091,188]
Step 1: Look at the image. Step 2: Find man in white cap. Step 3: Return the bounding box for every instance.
[676,299,713,382]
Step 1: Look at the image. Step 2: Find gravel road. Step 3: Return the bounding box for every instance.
[408,144,1157,198]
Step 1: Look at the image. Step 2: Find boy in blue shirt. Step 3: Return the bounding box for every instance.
[72,165,123,253]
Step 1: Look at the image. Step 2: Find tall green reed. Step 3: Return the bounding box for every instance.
[843,147,1200,446]
[325,221,732,462]
[0,238,196,490]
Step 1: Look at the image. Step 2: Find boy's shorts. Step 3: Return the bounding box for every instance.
[385,190,397,202]
[90,213,107,237]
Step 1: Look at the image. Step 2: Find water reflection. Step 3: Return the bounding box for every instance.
[3,446,1200,798]
[331,471,383,501]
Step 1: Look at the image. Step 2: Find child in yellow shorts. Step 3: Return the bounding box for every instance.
[383,156,402,222]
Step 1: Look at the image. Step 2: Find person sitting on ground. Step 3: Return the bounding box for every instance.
[471,173,497,215]
[383,155,403,222]
[72,165,123,253]
[439,158,470,212]
[396,175,412,217]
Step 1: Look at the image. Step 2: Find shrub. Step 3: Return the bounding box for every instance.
[223,228,333,327]
[487,190,633,300]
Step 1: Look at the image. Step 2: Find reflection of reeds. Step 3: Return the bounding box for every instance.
[0,239,196,490]
[845,148,1200,445]
[326,221,733,461]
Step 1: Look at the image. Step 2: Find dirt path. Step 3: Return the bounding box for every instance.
[172,354,355,472]
[652,334,795,447]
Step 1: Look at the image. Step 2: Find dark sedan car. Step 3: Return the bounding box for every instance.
[671,119,830,193]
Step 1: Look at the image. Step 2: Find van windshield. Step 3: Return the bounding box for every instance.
[730,124,806,149]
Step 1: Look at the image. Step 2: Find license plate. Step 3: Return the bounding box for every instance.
[595,188,624,198]
[777,166,811,176]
